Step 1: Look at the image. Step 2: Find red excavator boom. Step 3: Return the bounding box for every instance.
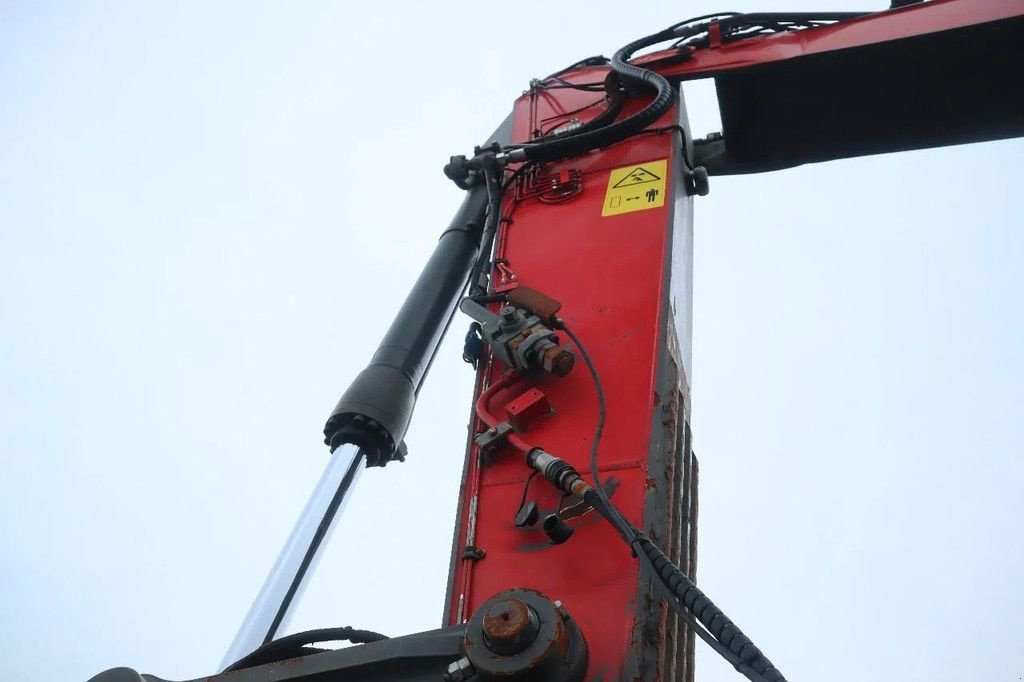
[445,2,1024,680]
[88,3,1024,682]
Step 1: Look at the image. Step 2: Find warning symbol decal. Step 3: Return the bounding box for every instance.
[612,166,662,188]
[602,159,668,217]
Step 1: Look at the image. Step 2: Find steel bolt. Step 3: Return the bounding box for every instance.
[542,345,575,377]
[481,597,541,656]
[551,351,574,376]
[501,306,519,326]
[444,657,475,681]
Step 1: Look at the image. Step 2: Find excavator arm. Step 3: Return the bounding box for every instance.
[88,3,1024,681]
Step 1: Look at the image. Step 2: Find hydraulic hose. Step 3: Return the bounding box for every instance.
[224,626,388,673]
[526,446,788,682]
[467,156,504,297]
[585,490,787,682]
[513,26,680,162]
[535,71,625,143]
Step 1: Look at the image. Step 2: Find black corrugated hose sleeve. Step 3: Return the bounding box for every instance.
[517,27,677,162]
[583,489,787,682]
[635,536,786,682]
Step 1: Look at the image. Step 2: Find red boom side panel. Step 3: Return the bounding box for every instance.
[444,2,1024,677]
[446,80,695,681]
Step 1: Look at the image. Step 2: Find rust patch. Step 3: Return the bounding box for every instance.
[482,598,535,648]
[506,285,562,324]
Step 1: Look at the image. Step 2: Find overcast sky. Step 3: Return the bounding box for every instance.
[2,2,1022,681]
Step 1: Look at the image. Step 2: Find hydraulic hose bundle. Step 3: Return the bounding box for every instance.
[445,16,726,185]
[508,26,679,162]
[530,70,625,144]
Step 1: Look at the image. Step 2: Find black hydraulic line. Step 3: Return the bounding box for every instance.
[577,71,624,132]
[555,322,608,507]
[526,445,788,682]
[537,75,607,91]
[718,10,867,27]
[669,12,741,47]
[224,626,389,672]
[325,118,512,466]
[511,11,872,160]
[468,156,504,297]
[585,490,787,682]
[510,26,681,162]
[536,321,789,682]
[538,55,609,83]
[467,293,508,305]
[534,71,625,143]
[673,11,868,48]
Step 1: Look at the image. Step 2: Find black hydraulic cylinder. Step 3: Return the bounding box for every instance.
[324,116,511,466]
[323,169,494,466]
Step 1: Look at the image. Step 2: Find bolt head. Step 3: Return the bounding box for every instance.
[444,657,474,681]
[481,597,541,656]
[543,346,575,377]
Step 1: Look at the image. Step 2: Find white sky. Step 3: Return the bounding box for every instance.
[2,2,1022,681]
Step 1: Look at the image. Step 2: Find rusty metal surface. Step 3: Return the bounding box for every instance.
[542,343,575,377]
[464,589,586,682]
[507,286,563,325]
[481,598,540,655]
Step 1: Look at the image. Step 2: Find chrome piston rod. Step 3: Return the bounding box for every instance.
[219,443,364,669]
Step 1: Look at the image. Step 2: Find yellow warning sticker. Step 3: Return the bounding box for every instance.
[601,159,668,217]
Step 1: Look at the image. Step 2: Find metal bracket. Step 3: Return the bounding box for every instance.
[474,420,514,451]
